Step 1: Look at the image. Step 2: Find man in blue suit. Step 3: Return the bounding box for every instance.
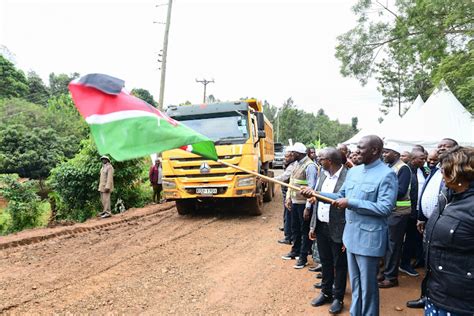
[302,135,398,316]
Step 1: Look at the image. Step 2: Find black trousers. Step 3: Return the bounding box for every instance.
[316,221,348,300]
[290,203,311,260]
[384,213,409,280]
[400,217,423,267]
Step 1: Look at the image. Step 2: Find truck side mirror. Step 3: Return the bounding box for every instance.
[256,112,266,139]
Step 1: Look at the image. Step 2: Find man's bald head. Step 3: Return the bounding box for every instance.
[427,149,439,169]
[410,150,426,168]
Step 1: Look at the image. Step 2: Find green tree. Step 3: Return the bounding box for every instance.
[0,98,88,179]
[336,0,474,113]
[0,55,28,99]
[0,174,42,233]
[26,71,50,106]
[131,88,157,107]
[49,72,80,97]
[431,44,474,112]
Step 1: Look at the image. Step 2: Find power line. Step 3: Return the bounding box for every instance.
[195,78,214,103]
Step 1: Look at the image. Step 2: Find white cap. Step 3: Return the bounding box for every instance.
[384,142,402,154]
[285,145,293,153]
[100,155,111,161]
[292,142,307,154]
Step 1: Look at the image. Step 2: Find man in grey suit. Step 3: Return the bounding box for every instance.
[308,147,348,314]
[302,136,397,316]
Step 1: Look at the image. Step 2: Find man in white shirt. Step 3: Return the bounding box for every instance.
[308,147,349,314]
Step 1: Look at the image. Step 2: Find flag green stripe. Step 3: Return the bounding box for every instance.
[89,116,217,161]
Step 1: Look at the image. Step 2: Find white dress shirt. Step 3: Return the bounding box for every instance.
[416,168,426,202]
[420,169,443,219]
[317,166,343,223]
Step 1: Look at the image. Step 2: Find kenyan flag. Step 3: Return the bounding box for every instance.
[69,73,218,161]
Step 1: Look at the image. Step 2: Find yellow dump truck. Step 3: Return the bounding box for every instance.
[161,99,274,215]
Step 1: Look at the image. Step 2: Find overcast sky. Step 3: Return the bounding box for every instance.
[0,0,384,129]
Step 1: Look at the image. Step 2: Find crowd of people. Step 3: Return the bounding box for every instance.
[274,136,474,316]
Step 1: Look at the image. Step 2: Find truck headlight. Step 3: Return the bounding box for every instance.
[162,179,176,189]
[237,176,255,187]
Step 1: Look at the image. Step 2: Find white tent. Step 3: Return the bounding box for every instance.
[401,95,424,122]
[384,81,474,149]
[344,102,407,145]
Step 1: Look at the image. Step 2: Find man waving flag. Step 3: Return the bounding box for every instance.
[69,73,218,161]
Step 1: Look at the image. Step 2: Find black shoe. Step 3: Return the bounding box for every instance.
[311,293,333,307]
[308,263,322,272]
[281,252,299,260]
[406,297,426,309]
[313,282,322,289]
[279,226,284,231]
[329,299,343,314]
[293,259,308,269]
[315,272,322,279]
[278,239,292,245]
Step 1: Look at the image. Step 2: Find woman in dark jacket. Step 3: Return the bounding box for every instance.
[424,146,474,316]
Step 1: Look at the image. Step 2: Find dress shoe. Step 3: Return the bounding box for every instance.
[406,297,426,309]
[310,293,333,307]
[378,278,399,288]
[279,226,284,231]
[329,298,344,314]
[313,282,322,289]
[309,264,322,272]
[377,272,384,282]
[315,272,322,279]
[278,238,292,245]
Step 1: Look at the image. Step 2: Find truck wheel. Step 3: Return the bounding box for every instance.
[247,183,264,216]
[263,182,273,202]
[175,200,195,215]
[246,195,263,216]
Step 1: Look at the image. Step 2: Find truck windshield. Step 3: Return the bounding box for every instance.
[177,114,249,145]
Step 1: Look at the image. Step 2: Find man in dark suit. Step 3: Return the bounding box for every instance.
[308,147,348,314]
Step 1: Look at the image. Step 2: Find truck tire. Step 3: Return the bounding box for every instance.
[175,199,196,215]
[247,183,264,216]
[263,182,273,202]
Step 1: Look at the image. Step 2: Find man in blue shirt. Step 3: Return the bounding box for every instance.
[302,135,397,316]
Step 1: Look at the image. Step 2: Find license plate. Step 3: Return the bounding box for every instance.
[196,188,218,195]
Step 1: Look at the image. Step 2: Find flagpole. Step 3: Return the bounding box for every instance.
[217,159,334,204]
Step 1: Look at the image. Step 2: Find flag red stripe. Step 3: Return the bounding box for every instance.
[70,82,159,117]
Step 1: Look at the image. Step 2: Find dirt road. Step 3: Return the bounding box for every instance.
[0,186,423,315]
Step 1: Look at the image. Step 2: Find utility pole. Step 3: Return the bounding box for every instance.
[158,0,173,110]
[195,78,214,103]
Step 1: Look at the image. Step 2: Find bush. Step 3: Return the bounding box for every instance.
[0,174,42,233]
[48,138,149,222]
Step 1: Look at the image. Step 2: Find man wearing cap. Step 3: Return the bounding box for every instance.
[282,142,317,269]
[378,142,412,288]
[98,156,114,218]
[273,146,297,244]
[149,158,163,204]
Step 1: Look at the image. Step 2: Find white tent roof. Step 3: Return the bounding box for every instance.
[402,95,424,122]
[344,103,406,145]
[384,81,474,149]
